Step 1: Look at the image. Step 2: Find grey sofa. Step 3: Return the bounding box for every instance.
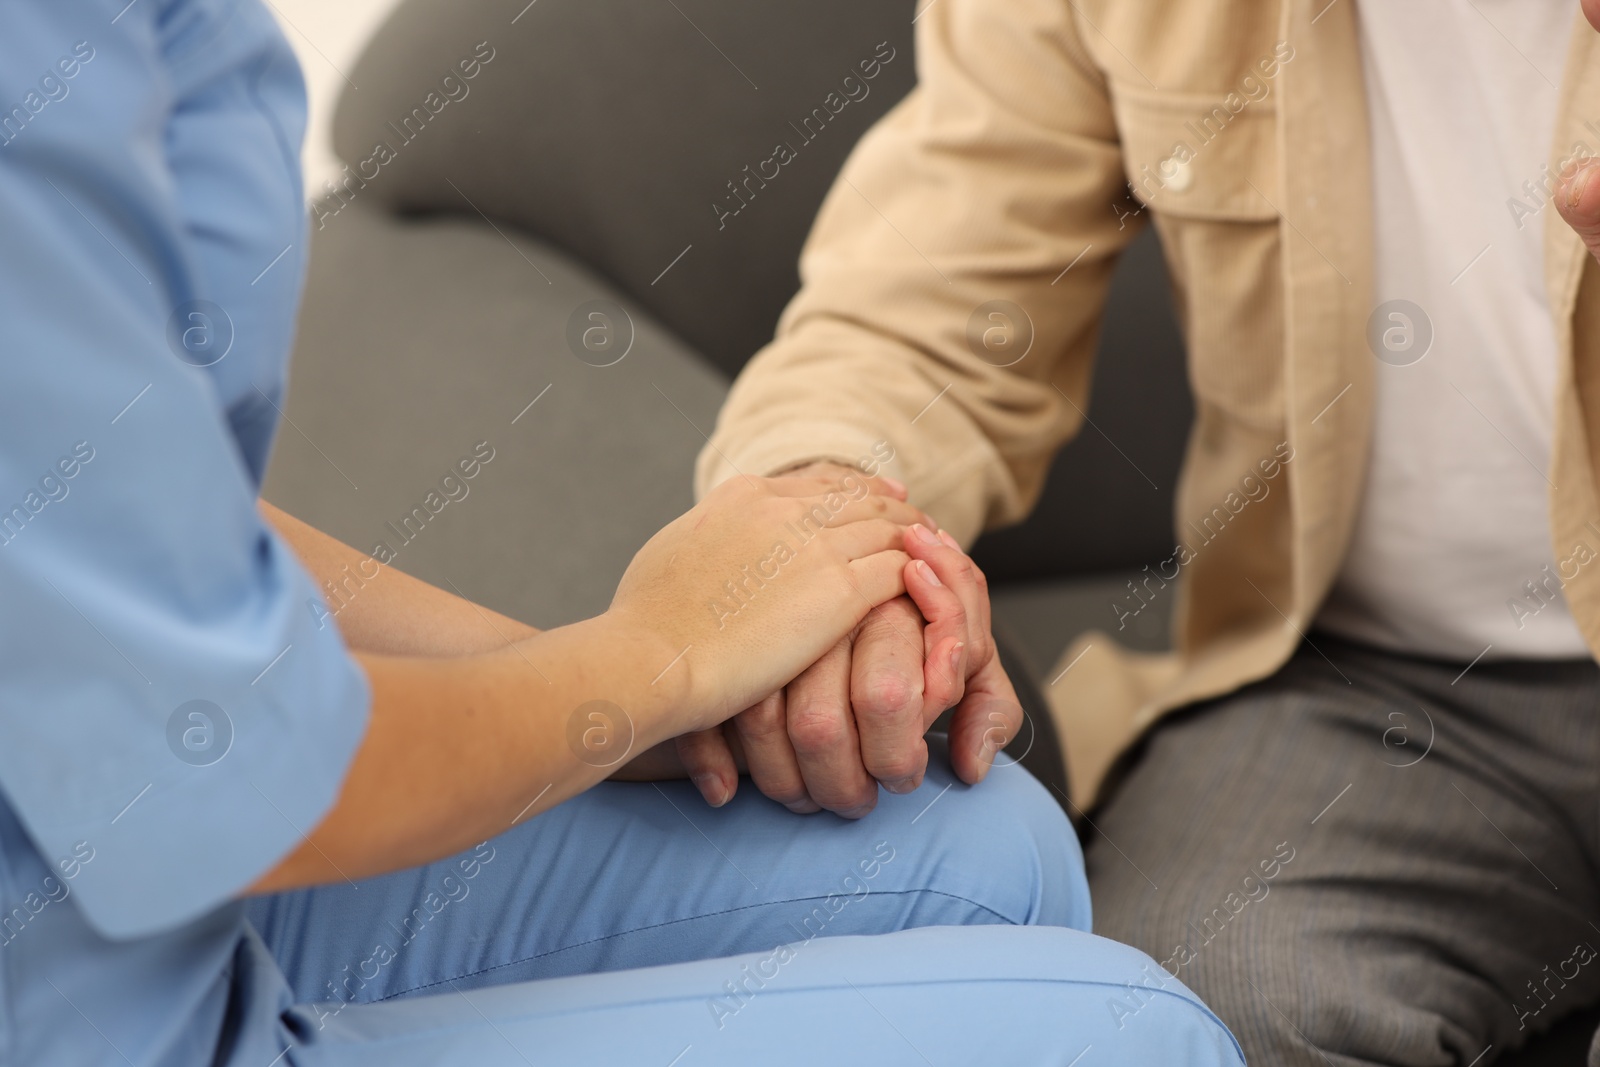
[262,3,1592,1060]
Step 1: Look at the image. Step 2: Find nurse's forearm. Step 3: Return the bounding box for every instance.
[262,501,705,784]
[249,474,919,891]
[247,615,684,894]
[260,500,539,655]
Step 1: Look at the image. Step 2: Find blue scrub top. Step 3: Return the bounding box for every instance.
[0,2,370,1064]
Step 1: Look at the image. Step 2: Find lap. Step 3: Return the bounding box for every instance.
[1088,637,1600,1065]
[278,926,1244,1067]
[248,735,1088,1007]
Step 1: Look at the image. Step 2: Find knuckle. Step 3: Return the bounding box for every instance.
[787,708,850,756]
[737,706,788,745]
[835,790,879,819]
[853,668,920,720]
[742,729,796,769]
[869,749,925,784]
[739,690,785,723]
[949,554,976,583]
[751,770,810,807]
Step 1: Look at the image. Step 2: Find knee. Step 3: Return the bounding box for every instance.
[865,927,1245,1065]
[1070,934,1246,1064]
[1090,905,1293,1062]
[1173,957,1391,1064]
[899,744,1088,930]
[1096,896,1448,1065]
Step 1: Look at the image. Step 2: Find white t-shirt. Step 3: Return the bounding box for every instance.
[1315,0,1589,660]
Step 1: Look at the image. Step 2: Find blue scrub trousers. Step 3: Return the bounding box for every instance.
[245,744,1243,1065]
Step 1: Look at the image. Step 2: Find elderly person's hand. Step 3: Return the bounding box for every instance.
[671,463,1024,816]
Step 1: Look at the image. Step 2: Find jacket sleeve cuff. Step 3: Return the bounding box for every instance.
[695,418,999,546]
[694,419,900,495]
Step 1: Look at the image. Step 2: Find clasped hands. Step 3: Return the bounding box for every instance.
[669,462,1023,817]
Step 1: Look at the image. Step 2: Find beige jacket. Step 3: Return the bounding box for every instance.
[696,0,1600,806]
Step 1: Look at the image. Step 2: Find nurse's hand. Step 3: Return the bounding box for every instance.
[1556,1,1600,262]
[672,463,939,816]
[606,474,922,738]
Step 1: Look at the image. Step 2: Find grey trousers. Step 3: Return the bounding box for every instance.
[1086,633,1600,1065]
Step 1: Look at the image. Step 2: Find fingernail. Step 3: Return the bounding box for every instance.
[840,804,874,820]
[911,523,939,545]
[937,529,962,551]
[880,475,908,496]
[950,642,964,673]
[976,741,997,779]
[693,774,728,807]
[1569,163,1596,212]
[917,559,942,586]
[884,775,919,794]
[786,799,822,814]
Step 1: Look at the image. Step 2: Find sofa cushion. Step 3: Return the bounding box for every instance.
[328,0,918,378]
[265,198,728,628]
